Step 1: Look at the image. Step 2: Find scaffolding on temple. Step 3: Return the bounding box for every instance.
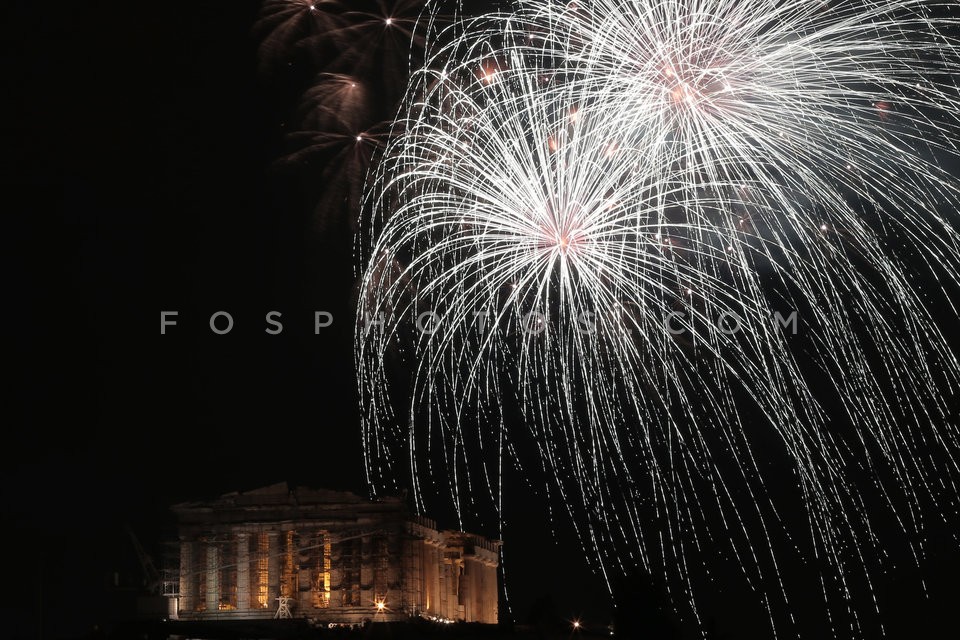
[167,483,501,626]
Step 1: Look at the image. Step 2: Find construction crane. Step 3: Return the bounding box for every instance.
[124,524,161,594]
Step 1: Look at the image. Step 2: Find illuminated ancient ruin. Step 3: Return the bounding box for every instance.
[169,483,499,625]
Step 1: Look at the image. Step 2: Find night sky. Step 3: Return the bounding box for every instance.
[8,2,960,639]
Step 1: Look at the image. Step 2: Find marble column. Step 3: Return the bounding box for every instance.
[178,539,194,613]
[205,543,220,612]
[486,563,498,624]
[236,533,250,611]
[267,532,280,608]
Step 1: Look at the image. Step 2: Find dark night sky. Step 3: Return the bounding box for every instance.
[7,2,960,639]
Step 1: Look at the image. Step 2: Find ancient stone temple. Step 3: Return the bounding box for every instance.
[169,483,499,625]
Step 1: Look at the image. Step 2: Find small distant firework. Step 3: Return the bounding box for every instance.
[255,0,433,232]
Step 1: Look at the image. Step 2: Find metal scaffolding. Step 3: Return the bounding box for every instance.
[168,484,500,625]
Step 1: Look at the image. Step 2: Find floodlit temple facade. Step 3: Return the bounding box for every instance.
[169,483,499,625]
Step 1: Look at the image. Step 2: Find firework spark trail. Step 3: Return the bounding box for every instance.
[357,1,960,634]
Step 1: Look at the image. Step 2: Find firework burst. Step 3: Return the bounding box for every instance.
[357,1,960,634]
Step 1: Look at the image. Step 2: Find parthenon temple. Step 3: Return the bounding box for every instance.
[169,483,500,625]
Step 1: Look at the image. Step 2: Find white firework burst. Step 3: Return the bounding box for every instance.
[357,1,960,634]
